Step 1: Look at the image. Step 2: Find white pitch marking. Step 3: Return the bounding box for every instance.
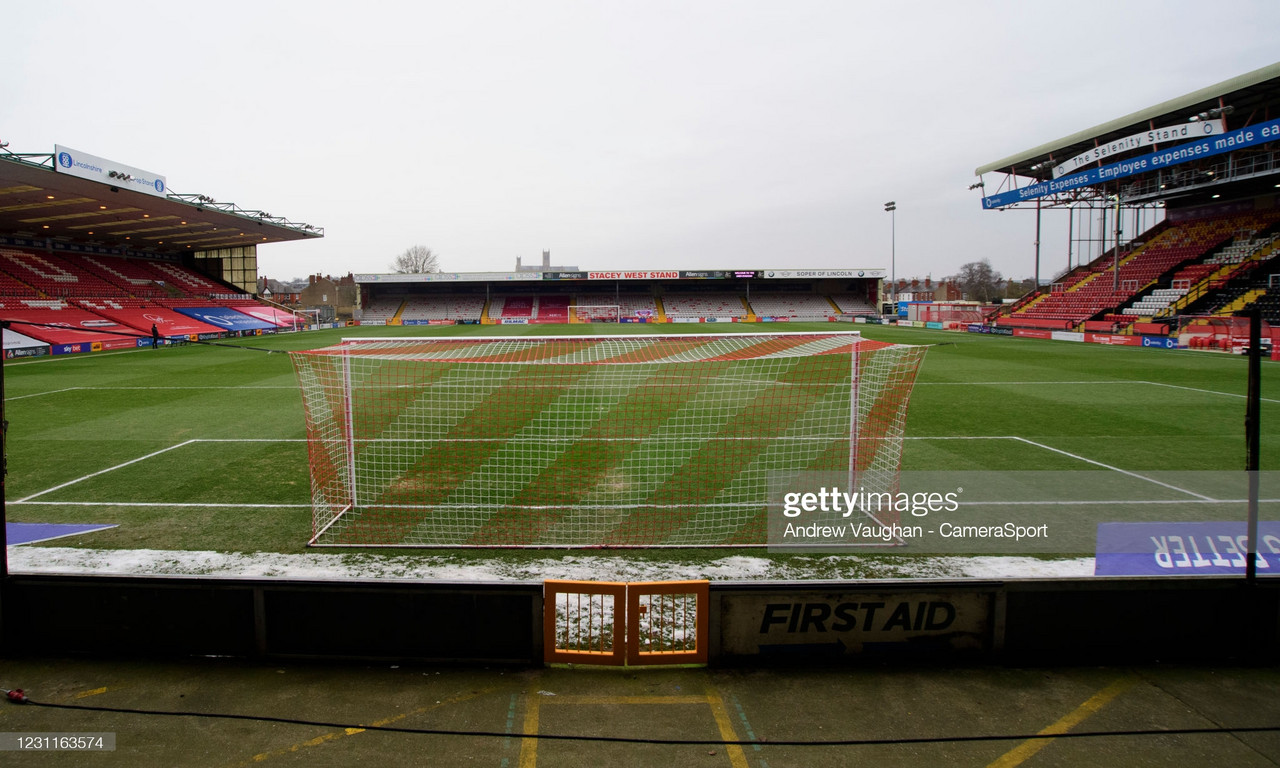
[1011,436,1215,501]
[74,386,297,391]
[958,498,1280,506]
[5,387,82,401]
[902,435,1018,439]
[3,348,143,366]
[1140,380,1280,405]
[914,381,1142,386]
[189,438,307,442]
[10,501,311,509]
[15,440,199,503]
[912,379,1280,405]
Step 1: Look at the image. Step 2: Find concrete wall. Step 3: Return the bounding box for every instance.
[2,574,1275,665]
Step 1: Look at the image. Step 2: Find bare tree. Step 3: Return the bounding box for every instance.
[391,245,441,274]
[950,259,1003,303]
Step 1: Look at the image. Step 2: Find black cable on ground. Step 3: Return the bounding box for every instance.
[2,319,283,355]
[10,695,1280,749]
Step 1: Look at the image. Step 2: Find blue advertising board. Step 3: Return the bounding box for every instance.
[1096,521,1280,575]
[983,118,1280,209]
[174,307,276,331]
[1141,335,1179,349]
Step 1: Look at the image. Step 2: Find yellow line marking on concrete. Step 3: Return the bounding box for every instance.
[75,687,110,699]
[518,691,749,768]
[518,694,541,768]
[705,687,750,768]
[550,695,713,705]
[986,677,1136,768]
[230,687,494,767]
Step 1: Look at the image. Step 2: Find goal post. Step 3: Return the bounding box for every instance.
[574,304,621,323]
[289,332,926,548]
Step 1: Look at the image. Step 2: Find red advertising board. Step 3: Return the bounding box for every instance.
[1085,333,1143,346]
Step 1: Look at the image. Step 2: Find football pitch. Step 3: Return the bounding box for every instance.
[4,323,1278,578]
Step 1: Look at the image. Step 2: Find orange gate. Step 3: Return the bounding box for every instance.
[544,580,709,666]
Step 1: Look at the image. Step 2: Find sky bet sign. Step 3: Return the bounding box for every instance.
[982,117,1280,209]
[54,144,167,198]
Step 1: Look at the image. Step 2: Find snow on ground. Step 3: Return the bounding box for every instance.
[7,547,1095,582]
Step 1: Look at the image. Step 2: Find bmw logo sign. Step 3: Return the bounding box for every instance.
[858,271,865,277]
[58,152,73,168]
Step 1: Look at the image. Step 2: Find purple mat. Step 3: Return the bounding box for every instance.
[6,522,117,545]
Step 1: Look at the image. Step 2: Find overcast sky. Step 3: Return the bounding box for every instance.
[3,1,1278,283]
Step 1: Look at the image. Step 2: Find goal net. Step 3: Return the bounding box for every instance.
[290,333,926,548]
[574,304,621,323]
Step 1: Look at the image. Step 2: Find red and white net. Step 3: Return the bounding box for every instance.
[290,333,925,547]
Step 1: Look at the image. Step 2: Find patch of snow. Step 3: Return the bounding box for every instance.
[6,547,1096,582]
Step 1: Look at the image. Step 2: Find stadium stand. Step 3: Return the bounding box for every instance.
[574,292,659,320]
[999,209,1280,330]
[747,293,840,321]
[661,292,747,319]
[398,294,486,323]
[0,299,139,348]
[535,295,569,323]
[1184,252,1280,317]
[0,248,127,298]
[0,266,37,297]
[830,294,879,316]
[491,295,533,320]
[1124,287,1186,316]
[361,296,405,323]
[72,298,226,337]
[78,254,172,299]
[148,260,233,296]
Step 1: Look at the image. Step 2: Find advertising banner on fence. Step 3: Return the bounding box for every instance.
[1096,521,1280,575]
[1141,336,1179,349]
[355,272,541,283]
[717,589,992,657]
[2,327,51,358]
[1086,333,1143,346]
[759,269,885,279]
[173,307,276,331]
[1050,119,1225,178]
[982,117,1280,209]
[588,271,680,280]
[55,144,168,198]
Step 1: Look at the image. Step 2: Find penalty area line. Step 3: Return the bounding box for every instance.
[14,440,198,503]
[1139,380,1280,405]
[5,387,83,401]
[1012,436,1215,501]
[10,501,311,509]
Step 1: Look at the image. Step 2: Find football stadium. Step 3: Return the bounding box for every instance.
[2,35,1280,768]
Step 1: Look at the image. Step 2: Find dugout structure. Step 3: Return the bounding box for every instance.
[290,333,925,547]
[1177,315,1274,352]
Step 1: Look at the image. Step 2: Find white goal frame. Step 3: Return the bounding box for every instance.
[573,304,622,322]
[291,332,924,548]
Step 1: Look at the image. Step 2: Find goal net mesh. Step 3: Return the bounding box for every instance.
[290,333,926,547]
[574,305,621,322]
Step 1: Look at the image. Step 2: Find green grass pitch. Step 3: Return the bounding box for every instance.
[4,323,1277,561]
